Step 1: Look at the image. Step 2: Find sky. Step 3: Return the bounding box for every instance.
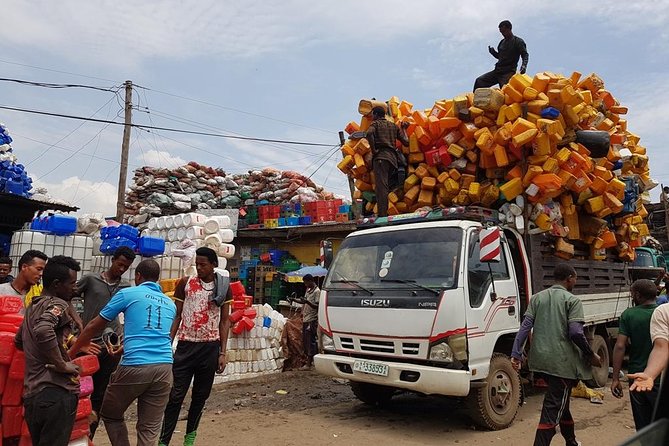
[0,0,667,216]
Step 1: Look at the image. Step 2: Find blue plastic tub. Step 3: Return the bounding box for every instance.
[47,215,77,236]
[137,236,165,257]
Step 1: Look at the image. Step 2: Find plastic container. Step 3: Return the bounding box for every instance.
[182,213,206,227]
[137,237,165,257]
[117,224,139,241]
[2,377,23,405]
[173,214,184,228]
[156,216,166,230]
[230,309,244,323]
[167,228,178,242]
[4,177,24,195]
[79,375,94,397]
[164,216,175,229]
[186,226,205,240]
[72,355,100,377]
[0,313,23,333]
[8,350,24,380]
[68,437,89,446]
[500,178,523,201]
[217,243,235,259]
[76,397,93,420]
[203,216,231,234]
[0,332,16,364]
[0,296,22,314]
[2,405,23,437]
[69,419,90,441]
[47,215,77,236]
[230,281,245,298]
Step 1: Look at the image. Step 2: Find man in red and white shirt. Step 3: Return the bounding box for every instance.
[160,247,231,446]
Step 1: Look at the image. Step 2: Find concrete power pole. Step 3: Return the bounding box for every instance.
[116,80,133,221]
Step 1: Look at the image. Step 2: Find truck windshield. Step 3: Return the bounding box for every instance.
[325,227,462,290]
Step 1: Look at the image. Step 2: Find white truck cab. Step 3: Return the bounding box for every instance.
[315,207,630,430]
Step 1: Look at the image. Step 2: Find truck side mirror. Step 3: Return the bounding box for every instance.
[321,240,334,269]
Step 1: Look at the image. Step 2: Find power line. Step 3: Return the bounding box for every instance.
[0,77,120,93]
[13,133,132,167]
[0,104,335,147]
[135,84,334,135]
[0,58,119,83]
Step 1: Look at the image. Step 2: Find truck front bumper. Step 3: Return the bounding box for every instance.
[314,353,471,396]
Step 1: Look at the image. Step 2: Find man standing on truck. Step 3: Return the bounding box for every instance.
[510,263,601,446]
[365,106,409,217]
[473,20,529,90]
[611,279,658,430]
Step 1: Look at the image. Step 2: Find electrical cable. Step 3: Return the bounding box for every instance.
[0,58,120,83]
[0,77,120,93]
[0,104,335,147]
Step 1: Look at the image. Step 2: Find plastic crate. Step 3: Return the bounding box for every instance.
[137,237,165,257]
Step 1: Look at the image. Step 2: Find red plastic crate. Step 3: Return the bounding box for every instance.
[0,296,23,315]
[70,419,89,441]
[72,355,100,377]
[0,332,16,365]
[76,397,92,420]
[2,377,22,405]
[2,405,23,437]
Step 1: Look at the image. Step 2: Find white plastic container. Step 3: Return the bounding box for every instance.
[216,257,228,270]
[217,243,235,259]
[156,217,166,230]
[167,228,178,242]
[183,213,206,227]
[176,227,187,241]
[173,213,184,228]
[186,226,205,240]
[164,216,175,229]
[147,218,158,230]
[203,216,231,234]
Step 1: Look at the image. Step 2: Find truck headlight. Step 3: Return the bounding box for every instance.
[319,331,335,352]
[447,333,468,362]
[429,342,454,362]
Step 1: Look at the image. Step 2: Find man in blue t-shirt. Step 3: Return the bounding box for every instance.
[70,259,176,446]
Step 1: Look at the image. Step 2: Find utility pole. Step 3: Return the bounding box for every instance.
[116,80,133,221]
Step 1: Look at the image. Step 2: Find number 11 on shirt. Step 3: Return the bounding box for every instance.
[146,305,162,329]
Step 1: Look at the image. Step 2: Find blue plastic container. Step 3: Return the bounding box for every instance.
[541,107,560,119]
[287,217,299,226]
[277,218,286,227]
[4,178,23,195]
[47,215,77,236]
[338,205,351,214]
[137,237,165,257]
[115,237,137,250]
[117,224,139,241]
[299,216,312,225]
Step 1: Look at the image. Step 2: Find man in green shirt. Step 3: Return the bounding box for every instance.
[511,263,601,446]
[611,279,658,430]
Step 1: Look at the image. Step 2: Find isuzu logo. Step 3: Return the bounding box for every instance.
[361,299,391,307]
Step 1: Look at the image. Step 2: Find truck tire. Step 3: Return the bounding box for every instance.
[467,353,521,430]
[350,382,395,406]
[586,335,610,388]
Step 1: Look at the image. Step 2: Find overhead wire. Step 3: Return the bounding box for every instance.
[0,104,335,147]
[0,77,120,93]
[0,58,119,83]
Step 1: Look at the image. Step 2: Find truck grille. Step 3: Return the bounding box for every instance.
[337,336,423,357]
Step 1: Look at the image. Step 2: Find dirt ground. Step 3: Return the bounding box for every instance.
[95,370,638,446]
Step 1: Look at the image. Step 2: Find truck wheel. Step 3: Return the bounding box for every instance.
[467,353,521,430]
[585,335,609,388]
[350,382,395,406]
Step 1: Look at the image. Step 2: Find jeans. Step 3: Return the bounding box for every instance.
[100,363,173,446]
[24,386,78,446]
[303,320,318,364]
[90,348,121,438]
[630,385,659,431]
[160,341,219,445]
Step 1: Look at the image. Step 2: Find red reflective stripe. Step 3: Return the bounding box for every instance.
[480,245,500,261]
[429,327,467,343]
[481,230,500,245]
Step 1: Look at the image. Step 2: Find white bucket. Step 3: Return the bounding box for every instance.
[219,228,234,243]
[173,214,184,228]
[183,213,206,227]
[186,226,205,240]
[218,243,235,259]
[204,232,222,247]
[156,217,166,230]
[195,239,205,248]
[177,227,187,241]
[147,218,158,230]
[165,216,175,229]
[203,216,231,234]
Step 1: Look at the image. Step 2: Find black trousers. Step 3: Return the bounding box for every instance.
[474,69,514,91]
[630,385,659,431]
[90,348,120,438]
[373,158,394,217]
[160,340,219,445]
[24,386,78,446]
[534,375,579,446]
[302,320,318,364]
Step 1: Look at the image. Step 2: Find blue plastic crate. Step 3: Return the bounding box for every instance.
[286,217,299,226]
[299,216,312,225]
[338,205,351,214]
[277,218,286,227]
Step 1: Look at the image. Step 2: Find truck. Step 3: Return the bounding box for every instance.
[314,206,630,430]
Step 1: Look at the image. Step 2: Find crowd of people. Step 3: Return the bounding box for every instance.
[9,246,231,446]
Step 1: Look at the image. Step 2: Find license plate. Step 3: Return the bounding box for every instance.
[353,360,389,377]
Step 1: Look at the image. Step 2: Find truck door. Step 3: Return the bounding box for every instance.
[465,229,520,373]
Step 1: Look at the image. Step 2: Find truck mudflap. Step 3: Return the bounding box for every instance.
[314,353,471,397]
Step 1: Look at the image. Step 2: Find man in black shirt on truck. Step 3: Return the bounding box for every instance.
[474,20,529,90]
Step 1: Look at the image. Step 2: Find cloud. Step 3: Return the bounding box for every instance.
[137,149,186,169]
[33,176,118,216]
